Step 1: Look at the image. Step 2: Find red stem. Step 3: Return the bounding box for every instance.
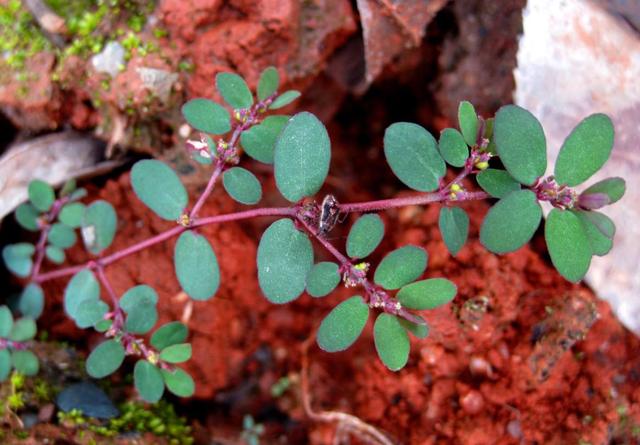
[190,161,224,219]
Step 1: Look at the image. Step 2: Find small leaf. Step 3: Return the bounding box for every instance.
[374,245,427,290]
[15,203,40,231]
[480,190,542,253]
[476,169,521,198]
[493,105,547,185]
[70,188,88,201]
[399,316,429,339]
[458,101,478,146]
[86,340,125,378]
[59,202,85,228]
[306,262,340,298]
[64,269,100,320]
[59,179,77,197]
[18,284,44,319]
[0,306,13,338]
[131,160,188,221]
[240,115,289,164]
[159,343,192,363]
[580,177,625,206]
[45,245,65,264]
[134,360,164,403]
[75,299,109,329]
[483,117,497,154]
[0,349,10,381]
[161,368,195,397]
[397,278,457,310]
[10,317,37,341]
[554,114,614,186]
[384,122,445,192]
[94,319,113,333]
[269,90,301,110]
[28,180,55,212]
[545,209,592,283]
[257,66,279,101]
[574,210,614,256]
[223,167,262,205]
[120,285,159,334]
[274,112,331,202]
[11,350,39,376]
[2,243,35,278]
[438,207,469,256]
[346,214,385,259]
[174,230,220,301]
[151,322,188,350]
[317,296,369,352]
[257,219,314,304]
[373,314,409,371]
[181,98,231,134]
[48,223,77,249]
[216,72,253,109]
[438,128,469,167]
[82,200,117,255]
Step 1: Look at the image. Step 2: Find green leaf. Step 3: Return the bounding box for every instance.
[398,316,429,339]
[545,209,592,282]
[373,314,409,371]
[274,112,331,202]
[480,190,542,253]
[438,128,469,167]
[159,343,192,363]
[59,179,77,197]
[15,203,40,231]
[317,296,369,352]
[383,122,445,192]
[397,278,457,310]
[581,177,625,206]
[554,114,614,186]
[216,72,253,109]
[483,117,497,154]
[59,202,85,228]
[240,115,289,164]
[64,269,100,320]
[269,90,301,110]
[174,230,220,301]
[48,223,77,249]
[493,105,547,185]
[28,179,55,212]
[151,322,188,350]
[18,284,44,319]
[306,262,340,298]
[75,299,109,329]
[574,210,614,256]
[70,188,88,201]
[161,368,195,397]
[0,306,13,338]
[0,349,10,381]
[82,200,117,255]
[476,169,521,198]
[181,98,231,134]
[374,245,427,290]
[257,66,279,101]
[438,207,469,256]
[458,101,478,146]
[131,160,188,221]
[257,219,314,304]
[346,214,384,259]
[2,243,35,278]
[10,318,37,341]
[11,350,39,376]
[94,319,113,333]
[45,245,65,264]
[86,339,125,378]
[134,360,164,403]
[120,285,158,334]
[222,167,262,205]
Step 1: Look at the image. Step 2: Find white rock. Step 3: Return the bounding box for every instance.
[91,41,125,78]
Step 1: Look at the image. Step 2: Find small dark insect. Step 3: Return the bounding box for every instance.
[318,194,340,237]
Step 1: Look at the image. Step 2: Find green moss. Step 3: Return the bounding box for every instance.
[0,0,53,70]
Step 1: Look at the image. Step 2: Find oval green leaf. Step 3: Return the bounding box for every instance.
[480,190,542,253]
[216,72,253,109]
[438,207,469,256]
[346,214,385,259]
[240,115,289,164]
[161,368,195,397]
[2,243,35,278]
[274,112,331,202]
[131,160,188,221]
[82,200,117,255]
[159,343,192,364]
[0,306,13,338]
[134,360,165,403]
[581,177,625,206]
[174,230,220,301]
[439,128,469,167]
[374,314,410,371]
[15,203,40,231]
[181,98,231,134]
[86,339,125,378]
[458,101,478,146]
[545,209,592,283]
[257,66,279,101]
[399,316,429,339]
[64,269,100,320]
[59,202,85,228]
[151,322,188,350]
[269,90,301,110]
[75,299,109,329]
[306,262,340,298]
[48,222,77,249]
[28,179,55,212]
[476,169,521,198]
[554,114,614,186]
[45,245,65,264]
[384,122,445,192]
[317,296,369,352]
[493,105,547,185]
[397,278,457,310]
[120,285,158,334]
[10,318,37,341]
[0,349,10,381]
[222,167,262,205]
[11,350,39,376]
[18,283,44,319]
[574,210,614,256]
[374,245,427,290]
[257,219,314,304]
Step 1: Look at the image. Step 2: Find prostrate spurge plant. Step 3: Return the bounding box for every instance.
[1,67,625,402]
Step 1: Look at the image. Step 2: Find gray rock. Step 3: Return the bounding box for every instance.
[91,41,125,78]
[56,381,119,419]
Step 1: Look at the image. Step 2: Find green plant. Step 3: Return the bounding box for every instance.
[1,67,624,402]
[241,414,265,445]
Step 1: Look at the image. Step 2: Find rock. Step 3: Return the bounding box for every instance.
[136,67,179,103]
[56,381,119,419]
[91,41,125,78]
